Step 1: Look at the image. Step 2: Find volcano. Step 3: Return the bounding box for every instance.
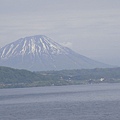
[0,35,110,71]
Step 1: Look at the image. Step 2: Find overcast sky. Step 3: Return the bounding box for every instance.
[0,0,120,66]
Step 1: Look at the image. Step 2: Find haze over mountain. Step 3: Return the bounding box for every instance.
[0,35,110,71]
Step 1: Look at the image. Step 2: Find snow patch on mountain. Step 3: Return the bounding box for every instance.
[0,35,69,60]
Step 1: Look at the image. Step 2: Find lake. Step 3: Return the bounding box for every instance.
[0,83,120,120]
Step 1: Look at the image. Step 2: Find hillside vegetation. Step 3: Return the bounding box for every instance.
[1,66,120,88]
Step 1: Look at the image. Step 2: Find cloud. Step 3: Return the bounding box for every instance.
[60,42,73,48]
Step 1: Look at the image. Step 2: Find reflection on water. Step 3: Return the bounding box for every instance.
[0,83,120,120]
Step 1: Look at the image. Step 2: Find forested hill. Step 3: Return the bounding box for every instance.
[1,66,120,88]
[0,66,40,84]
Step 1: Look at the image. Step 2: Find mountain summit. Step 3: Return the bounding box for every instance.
[0,35,110,71]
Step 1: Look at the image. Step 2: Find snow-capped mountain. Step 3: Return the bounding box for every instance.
[0,35,110,71]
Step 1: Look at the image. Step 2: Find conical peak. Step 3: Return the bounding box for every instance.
[19,35,57,46]
[0,35,110,71]
[0,35,68,59]
[22,35,47,40]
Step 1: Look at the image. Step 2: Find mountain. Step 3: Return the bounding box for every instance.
[0,35,110,71]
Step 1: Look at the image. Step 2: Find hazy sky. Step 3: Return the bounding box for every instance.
[0,0,120,66]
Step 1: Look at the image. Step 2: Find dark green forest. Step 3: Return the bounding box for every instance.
[1,66,120,88]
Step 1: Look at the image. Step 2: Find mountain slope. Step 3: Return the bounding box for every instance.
[0,35,110,71]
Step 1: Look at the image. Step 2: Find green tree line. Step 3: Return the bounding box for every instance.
[1,66,120,88]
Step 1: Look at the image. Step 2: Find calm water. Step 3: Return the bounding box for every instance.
[1,83,120,120]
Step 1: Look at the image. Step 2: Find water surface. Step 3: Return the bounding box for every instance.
[0,83,120,120]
